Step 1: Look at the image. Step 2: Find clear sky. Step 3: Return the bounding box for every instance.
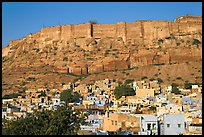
[2,2,202,48]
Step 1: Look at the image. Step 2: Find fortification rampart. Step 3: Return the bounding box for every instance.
[8,14,202,48]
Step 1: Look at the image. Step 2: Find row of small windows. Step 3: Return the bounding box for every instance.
[167,124,181,128]
[112,120,117,125]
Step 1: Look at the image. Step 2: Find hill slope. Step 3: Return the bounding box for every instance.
[2,14,202,95]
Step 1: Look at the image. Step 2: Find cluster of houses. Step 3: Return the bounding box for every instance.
[2,79,202,135]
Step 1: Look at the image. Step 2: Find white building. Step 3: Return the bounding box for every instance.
[138,115,158,135]
[160,114,185,135]
[192,85,199,89]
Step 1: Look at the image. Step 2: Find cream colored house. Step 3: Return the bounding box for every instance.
[136,89,155,98]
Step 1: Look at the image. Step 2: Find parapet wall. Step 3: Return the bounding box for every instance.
[9,15,202,47]
[92,24,117,38]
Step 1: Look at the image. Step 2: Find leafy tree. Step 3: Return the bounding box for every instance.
[3,106,88,135]
[171,83,181,94]
[63,57,68,61]
[149,78,155,81]
[60,88,81,105]
[141,76,148,80]
[192,39,201,46]
[125,79,134,85]
[157,78,163,84]
[2,93,21,99]
[26,77,36,81]
[88,20,97,24]
[114,83,135,100]
[149,106,156,111]
[184,81,192,89]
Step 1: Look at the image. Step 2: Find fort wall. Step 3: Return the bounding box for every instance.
[8,15,202,48]
[92,24,117,38]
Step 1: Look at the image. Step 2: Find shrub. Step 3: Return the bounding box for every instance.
[125,79,134,84]
[141,76,148,80]
[3,93,21,99]
[149,106,156,111]
[176,43,180,46]
[149,78,155,81]
[171,83,181,94]
[20,81,28,86]
[26,77,36,81]
[88,20,97,24]
[176,77,182,80]
[53,47,58,50]
[105,50,110,55]
[192,39,201,45]
[63,57,68,61]
[184,81,192,89]
[157,78,163,83]
[153,63,165,66]
[158,39,164,44]
[154,73,159,77]
[87,58,95,61]
[114,83,135,99]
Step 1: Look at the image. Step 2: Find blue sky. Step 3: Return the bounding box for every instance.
[2,2,202,48]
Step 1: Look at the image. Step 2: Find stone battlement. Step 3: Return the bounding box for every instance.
[9,14,202,47]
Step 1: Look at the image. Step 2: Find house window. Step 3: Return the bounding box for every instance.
[178,124,181,128]
[112,120,114,125]
[152,123,156,130]
[167,124,170,128]
[147,123,151,130]
[115,121,117,125]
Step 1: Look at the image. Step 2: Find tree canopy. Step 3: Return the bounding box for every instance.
[114,83,135,99]
[171,83,181,95]
[184,81,193,89]
[88,20,97,24]
[60,88,81,105]
[3,106,88,135]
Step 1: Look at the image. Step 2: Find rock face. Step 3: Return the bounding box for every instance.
[2,14,202,87]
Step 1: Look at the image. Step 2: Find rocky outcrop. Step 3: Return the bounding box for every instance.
[2,14,202,76]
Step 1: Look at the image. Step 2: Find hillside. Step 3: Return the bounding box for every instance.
[2,14,202,96]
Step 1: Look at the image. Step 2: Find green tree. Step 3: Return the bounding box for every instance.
[63,57,68,61]
[125,79,134,85]
[171,83,181,94]
[3,106,88,135]
[157,78,163,84]
[192,39,201,46]
[2,93,21,99]
[60,88,81,105]
[141,76,148,81]
[184,81,193,89]
[114,83,135,100]
[88,19,97,24]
